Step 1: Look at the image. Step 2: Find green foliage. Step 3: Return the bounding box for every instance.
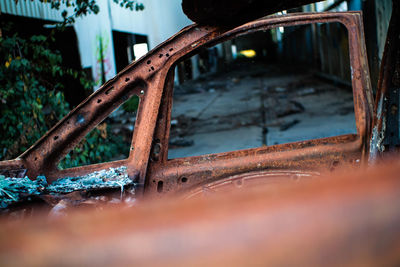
[114,0,144,11]
[122,95,140,112]
[0,30,125,168]
[0,33,70,159]
[58,123,128,169]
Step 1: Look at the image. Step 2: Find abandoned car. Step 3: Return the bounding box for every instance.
[0,11,374,203]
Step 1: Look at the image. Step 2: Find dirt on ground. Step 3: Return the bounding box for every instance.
[168,61,356,159]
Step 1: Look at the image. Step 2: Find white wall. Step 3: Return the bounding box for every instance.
[74,0,192,89]
[0,0,65,22]
[73,0,116,88]
[375,0,392,63]
[109,0,192,49]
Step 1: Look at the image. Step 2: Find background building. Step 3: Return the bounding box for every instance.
[0,0,191,91]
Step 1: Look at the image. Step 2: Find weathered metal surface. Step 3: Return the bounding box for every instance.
[0,12,373,199]
[1,160,400,266]
[370,0,399,160]
[183,170,319,199]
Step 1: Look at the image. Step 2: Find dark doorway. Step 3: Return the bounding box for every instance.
[112,31,148,73]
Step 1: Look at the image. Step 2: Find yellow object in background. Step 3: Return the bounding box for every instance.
[239,49,256,58]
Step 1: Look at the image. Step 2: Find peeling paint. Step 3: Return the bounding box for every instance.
[370,95,387,161]
[47,166,132,194]
[0,167,133,208]
[0,176,46,208]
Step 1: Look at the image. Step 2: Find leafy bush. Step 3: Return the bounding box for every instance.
[122,95,140,112]
[58,122,128,169]
[0,33,69,159]
[0,30,124,168]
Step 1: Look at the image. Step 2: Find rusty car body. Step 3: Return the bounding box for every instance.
[0,11,374,198]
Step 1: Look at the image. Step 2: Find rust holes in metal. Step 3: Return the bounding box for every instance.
[147,60,155,72]
[105,86,114,95]
[157,180,164,193]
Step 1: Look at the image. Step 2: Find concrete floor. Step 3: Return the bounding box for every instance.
[168,62,356,159]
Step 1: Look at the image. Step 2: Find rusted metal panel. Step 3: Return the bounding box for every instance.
[0,12,373,200]
[146,12,374,197]
[370,0,399,160]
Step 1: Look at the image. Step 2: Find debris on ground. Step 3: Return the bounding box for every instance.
[337,106,354,116]
[168,62,356,158]
[297,87,316,96]
[276,100,305,118]
[170,114,198,137]
[280,119,301,131]
[108,108,137,136]
[169,137,194,148]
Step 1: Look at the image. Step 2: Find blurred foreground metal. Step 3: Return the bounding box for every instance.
[1,160,400,266]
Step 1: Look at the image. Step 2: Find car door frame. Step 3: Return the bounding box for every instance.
[144,11,374,197]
